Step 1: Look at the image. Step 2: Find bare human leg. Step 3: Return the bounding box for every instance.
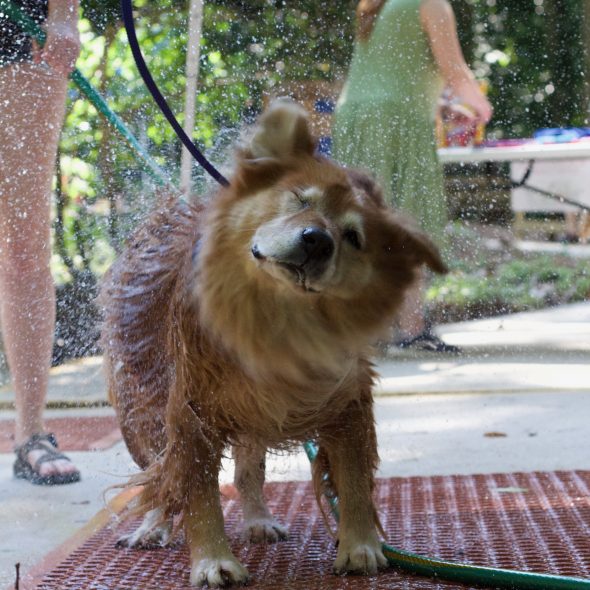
[396,270,426,339]
[0,63,79,481]
[395,270,460,353]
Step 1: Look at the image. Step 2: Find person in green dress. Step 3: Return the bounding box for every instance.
[333,0,491,351]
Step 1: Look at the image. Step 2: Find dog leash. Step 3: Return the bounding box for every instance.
[120,0,229,188]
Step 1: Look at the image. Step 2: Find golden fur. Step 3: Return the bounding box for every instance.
[100,100,446,587]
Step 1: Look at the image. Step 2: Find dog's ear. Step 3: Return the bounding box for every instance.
[247,99,316,161]
[382,214,448,275]
[347,169,387,209]
[402,226,448,274]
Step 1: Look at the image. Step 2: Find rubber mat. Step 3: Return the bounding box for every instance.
[0,415,121,452]
[34,471,590,589]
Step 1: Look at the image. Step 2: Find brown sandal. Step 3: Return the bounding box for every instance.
[14,433,81,485]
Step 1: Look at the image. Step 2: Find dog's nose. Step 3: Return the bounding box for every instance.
[251,244,264,260]
[301,227,334,263]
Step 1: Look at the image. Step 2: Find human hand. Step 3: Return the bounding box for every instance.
[33,22,80,76]
[439,100,478,125]
[449,78,493,124]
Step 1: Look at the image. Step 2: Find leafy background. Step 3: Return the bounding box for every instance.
[47,0,590,360]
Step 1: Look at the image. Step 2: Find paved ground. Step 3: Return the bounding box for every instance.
[1,302,590,588]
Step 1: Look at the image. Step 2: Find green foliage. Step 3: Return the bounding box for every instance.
[205,0,356,82]
[427,253,590,321]
[80,0,120,35]
[54,1,589,285]
[454,0,588,137]
[55,0,359,273]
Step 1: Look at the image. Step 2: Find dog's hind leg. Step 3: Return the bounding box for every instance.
[233,441,288,543]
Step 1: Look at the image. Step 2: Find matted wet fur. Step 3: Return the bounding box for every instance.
[100,100,447,587]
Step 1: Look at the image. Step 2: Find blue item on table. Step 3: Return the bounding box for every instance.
[533,128,590,143]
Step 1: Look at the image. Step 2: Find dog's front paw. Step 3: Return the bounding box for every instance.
[190,556,249,587]
[241,517,288,543]
[333,540,388,575]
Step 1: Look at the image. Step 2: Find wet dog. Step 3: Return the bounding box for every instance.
[101,100,447,587]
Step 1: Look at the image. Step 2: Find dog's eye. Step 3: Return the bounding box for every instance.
[293,190,311,209]
[343,229,362,250]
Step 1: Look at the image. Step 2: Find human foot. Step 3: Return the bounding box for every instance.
[14,432,81,485]
[396,330,461,354]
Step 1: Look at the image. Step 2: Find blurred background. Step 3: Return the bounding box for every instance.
[17,0,589,371]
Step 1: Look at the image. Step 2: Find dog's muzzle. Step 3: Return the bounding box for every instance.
[252,226,335,291]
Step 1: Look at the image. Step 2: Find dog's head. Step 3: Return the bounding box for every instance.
[197,100,447,382]
[233,100,446,297]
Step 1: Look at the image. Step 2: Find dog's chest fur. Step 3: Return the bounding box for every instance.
[198,355,367,445]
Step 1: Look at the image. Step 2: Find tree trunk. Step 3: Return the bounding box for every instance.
[180,0,204,197]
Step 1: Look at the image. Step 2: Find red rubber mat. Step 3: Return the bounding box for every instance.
[35,471,590,589]
[0,415,121,452]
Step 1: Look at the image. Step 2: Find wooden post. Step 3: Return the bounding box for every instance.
[180,0,204,197]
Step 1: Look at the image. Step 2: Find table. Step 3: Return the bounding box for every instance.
[437,141,590,214]
[438,141,590,164]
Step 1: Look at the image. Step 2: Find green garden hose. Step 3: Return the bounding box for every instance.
[303,441,590,589]
[0,0,174,189]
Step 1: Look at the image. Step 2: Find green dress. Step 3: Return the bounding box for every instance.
[333,0,446,245]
